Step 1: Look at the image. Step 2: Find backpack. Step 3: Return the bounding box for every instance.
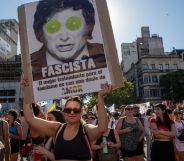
[0,120,5,161]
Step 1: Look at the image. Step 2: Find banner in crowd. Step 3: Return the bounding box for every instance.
[18,0,123,102]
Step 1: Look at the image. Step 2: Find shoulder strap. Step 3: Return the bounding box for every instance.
[121,117,126,129]
[82,124,93,161]
[53,123,65,145]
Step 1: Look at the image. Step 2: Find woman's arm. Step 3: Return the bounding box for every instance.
[91,140,104,151]
[158,124,176,138]
[85,84,112,142]
[107,130,121,149]
[21,78,60,137]
[150,122,171,139]
[34,146,55,161]
[137,118,145,141]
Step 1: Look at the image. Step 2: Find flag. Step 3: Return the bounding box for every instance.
[47,101,56,113]
[91,104,97,113]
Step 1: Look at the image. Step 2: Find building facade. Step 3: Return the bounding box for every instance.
[122,27,184,103]
[0,19,21,112]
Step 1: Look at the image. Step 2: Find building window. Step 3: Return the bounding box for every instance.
[142,64,149,70]
[144,89,150,98]
[159,64,163,71]
[151,64,156,70]
[152,75,158,83]
[0,90,16,96]
[165,64,169,70]
[150,89,160,97]
[144,75,151,84]
[173,64,178,70]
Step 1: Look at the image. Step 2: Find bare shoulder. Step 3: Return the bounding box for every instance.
[84,123,97,131]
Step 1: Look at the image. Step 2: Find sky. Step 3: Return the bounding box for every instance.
[0,0,183,63]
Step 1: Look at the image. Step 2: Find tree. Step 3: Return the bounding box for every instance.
[82,78,135,109]
[160,70,184,102]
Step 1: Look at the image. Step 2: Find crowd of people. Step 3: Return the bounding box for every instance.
[1,95,184,161]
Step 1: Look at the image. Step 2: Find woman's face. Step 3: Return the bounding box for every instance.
[124,107,134,116]
[43,8,88,62]
[174,111,182,120]
[155,107,164,117]
[47,113,57,121]
[64,101,82,123]
[6,113,14,124]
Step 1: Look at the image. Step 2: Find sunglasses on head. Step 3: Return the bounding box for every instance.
[125,108,133,111]
[64,107,81,114]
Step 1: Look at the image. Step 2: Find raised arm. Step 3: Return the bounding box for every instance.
[85,84,112,142]
[21,78,60,137]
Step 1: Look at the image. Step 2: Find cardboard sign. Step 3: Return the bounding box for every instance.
[18,0,123,102]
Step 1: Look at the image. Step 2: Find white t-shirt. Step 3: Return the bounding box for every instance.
[174,120,184,151]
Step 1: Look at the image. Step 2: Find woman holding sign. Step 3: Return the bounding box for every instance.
[22,77,111,161]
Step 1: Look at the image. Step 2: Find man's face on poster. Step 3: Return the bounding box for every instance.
[43,8,88,61]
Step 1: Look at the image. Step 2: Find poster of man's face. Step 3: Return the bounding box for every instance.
[19,0,112,101]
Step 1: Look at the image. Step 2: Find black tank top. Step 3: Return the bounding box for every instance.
[54,124,91,160]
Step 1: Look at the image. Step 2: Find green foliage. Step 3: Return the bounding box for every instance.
[81,78,135,109]
[160,70,184,102]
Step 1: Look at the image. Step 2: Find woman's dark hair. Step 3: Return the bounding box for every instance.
[155,104,171,131]
[8,109,18,122]
[48,110,65,123]
[34,0,95,42]
[65,96,83,108]
[31,103,42,117]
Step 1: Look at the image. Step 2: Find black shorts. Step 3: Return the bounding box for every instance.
[121,142,144,158]
[10,139,20,154]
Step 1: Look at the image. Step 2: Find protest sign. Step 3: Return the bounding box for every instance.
[18,0,123,102]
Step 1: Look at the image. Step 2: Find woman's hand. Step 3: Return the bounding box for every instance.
[124,127,133,133]
[34,146,47,155]
[98,83,112,98]
[107,141,115,148]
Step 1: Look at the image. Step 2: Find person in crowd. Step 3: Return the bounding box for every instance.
[91,114,121,161]
[34,110,66,161]
[133,105,144,126]
[81,114,88,123]
[116,105,145,161]
[113,112,121,127]
[0,117,11,161]
[21,78,112,161]
[174,109,184,161]
[87,116,97,125]
[30,103,45,146]
[150,103,176,161]
[31,0,107,80]
[17,110,29,160]
[143,108,153,161]
[119,105,126,116]
[167,108,175,121]
[6,110,23,161]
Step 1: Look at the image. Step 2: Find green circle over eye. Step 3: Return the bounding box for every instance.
[66,16,82,31]
[44,19,61,34]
